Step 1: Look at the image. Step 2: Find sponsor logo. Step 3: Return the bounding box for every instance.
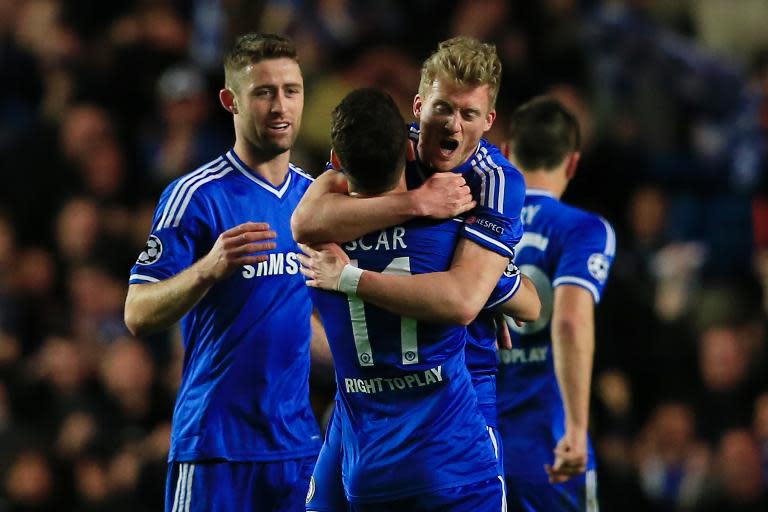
[242,252,301,278]
[588,253,610,283]
[136,235,162,265]
[473,217,504,234]
[466,216,477,224]
[344,366,444,394]
[499,346,549,365]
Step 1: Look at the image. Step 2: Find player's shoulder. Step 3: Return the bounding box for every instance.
[289,163,315,183]
[557,201,615,254]
[471,140,525,187]
[155,153,235,226]
[476,140,518,172]
[160,154,232,197]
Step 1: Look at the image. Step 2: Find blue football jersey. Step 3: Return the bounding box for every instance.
[129,150,321,462]
[310,218,498,503]
[496,189,616,477]
[406,125,526,427]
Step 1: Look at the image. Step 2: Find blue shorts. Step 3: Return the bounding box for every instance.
[350,476,504,512]
[165,457,316,512]
[306,410,504,512]
[505,469,599,512]
[306,407,347,512]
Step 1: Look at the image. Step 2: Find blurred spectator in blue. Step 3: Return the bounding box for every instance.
[140,64,229,186]
[636,401,711,511]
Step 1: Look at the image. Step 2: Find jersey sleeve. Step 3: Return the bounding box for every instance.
[128,182,211,284]
[461,158,526,259]
[553,215,616,303]
[484,260,523,309]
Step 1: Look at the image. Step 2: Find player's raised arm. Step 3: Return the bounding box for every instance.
[290,153,475,245]
[125,221,276,336]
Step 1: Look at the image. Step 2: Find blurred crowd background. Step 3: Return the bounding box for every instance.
[1,0,767,510]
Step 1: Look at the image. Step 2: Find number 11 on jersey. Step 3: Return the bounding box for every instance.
[347,257,419,367]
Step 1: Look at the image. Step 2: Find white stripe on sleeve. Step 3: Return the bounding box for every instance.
[158,159,226,230]
[553,276,600,303]
[170,167,234,228]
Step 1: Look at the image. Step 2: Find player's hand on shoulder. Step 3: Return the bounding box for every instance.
[298,243,350,291]
[199,222,277,282]
[413,172,475,219]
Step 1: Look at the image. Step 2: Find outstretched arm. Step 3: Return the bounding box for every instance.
[299,238,535,326]
[545,284,595,483]
[124,222,276,336]
[290,170,476,244]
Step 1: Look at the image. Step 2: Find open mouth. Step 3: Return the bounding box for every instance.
[439,138,459,152]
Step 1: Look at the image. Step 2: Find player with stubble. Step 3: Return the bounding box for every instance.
[124,33,322,511]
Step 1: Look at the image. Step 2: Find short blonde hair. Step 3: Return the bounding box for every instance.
[418,36,502,109]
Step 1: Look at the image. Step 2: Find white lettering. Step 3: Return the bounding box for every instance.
[341,366,447,394]
[499,346,549,365]
[358,237,373,250]
[242,265,255,278]
[285,252,299,274]
[393,227,407,249]
[375,231,390,251]
[255,260,268,276]
[521,205,541,225]
[344,228,408,253]
[268,253,284,274]
[530,347,548,362]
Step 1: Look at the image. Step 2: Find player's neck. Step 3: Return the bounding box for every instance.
[349,174,407,198]
[232,141,291,186]
[522,171,566,199]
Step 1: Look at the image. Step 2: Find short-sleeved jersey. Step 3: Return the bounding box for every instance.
[406,125,526,427]
[497,189,616,477]
[310,218,498,503]
[129,150,321,462]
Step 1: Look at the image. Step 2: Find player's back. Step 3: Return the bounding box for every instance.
[310,218,498,503]
[497,188,615,477]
